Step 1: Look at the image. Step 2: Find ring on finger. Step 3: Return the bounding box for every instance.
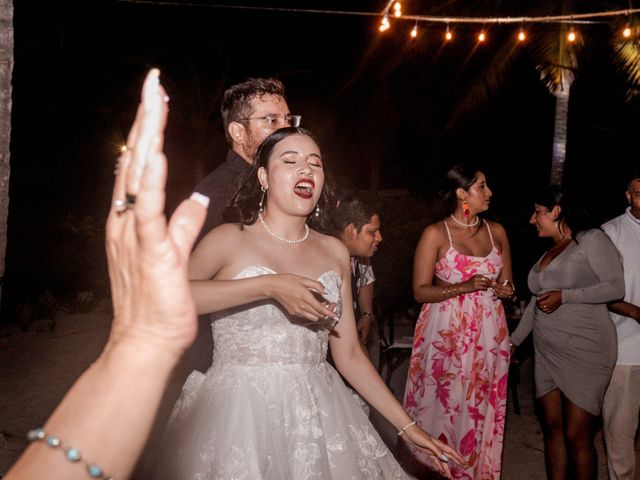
[113,198,128,215]
[125,192,137,207]
[440,453,449,462]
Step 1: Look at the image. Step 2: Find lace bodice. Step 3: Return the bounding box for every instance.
[210,266,343,367]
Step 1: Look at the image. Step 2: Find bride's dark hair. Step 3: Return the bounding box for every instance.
[224,127,334,229]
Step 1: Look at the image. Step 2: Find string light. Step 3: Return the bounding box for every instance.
[379,14,390,32]
[445,24,453,41]
[119,145,128,153]
[478,30,487,42]
[393,1,401,18]
[623,24,632,38]
[518,29,527,42]
[567,28,577,42]
[410,23,418,38]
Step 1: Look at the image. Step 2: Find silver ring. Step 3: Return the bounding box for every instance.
[440,453,449,462]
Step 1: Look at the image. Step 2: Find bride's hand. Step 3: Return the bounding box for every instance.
[267,274,338,321]
[106,69,208,356]
[402,425,467,479]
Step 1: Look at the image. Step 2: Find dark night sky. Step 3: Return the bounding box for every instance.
[5,0,640,306]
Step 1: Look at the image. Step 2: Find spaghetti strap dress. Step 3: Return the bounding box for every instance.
[402,221,510,480]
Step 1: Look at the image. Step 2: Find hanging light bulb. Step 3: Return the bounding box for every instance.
[478,30,487,43]
[445,25,453,41]
[393,1,402,18]
[410,24,418,38]
[623,25,632,39]
[517,29,526,42]
[379,14,390,32]
[567,29,576,43]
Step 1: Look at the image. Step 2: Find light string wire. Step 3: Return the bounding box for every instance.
[115,0,640,26]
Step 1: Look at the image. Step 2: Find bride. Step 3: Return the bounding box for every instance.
[148,127,464,479]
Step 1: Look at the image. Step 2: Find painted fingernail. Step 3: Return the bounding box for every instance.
[440,453,449,462]
[190,192,210,208]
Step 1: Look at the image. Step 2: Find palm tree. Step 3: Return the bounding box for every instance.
[0,0,14,302]
[428,3,640,188]
[536,24,578,186]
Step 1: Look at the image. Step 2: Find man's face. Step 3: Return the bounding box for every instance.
[626,178,640,219]
[238,94,291,161]
[343,215,382,258]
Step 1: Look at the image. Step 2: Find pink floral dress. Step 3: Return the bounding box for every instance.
[402,221,510,479]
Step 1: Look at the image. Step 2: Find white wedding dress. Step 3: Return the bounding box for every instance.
[146,266,411,479]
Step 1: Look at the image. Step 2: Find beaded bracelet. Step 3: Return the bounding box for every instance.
[27,428,115,479]
[397,420,417,437]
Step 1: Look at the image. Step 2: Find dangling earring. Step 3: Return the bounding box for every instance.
[462,200,470,218]
[259,186,267,212]
[314,204,320,218]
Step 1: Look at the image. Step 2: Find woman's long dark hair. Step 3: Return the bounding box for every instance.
[224,127,334,230]
[438,163,483,217]
[532,184,593,237]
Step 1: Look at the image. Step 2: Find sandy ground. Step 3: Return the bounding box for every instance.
[1,308,638,479]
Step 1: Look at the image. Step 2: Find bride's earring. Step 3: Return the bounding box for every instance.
[259,186,267,212]
[315,204,320,218]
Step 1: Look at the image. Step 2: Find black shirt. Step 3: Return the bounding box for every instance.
[193,150,251,246]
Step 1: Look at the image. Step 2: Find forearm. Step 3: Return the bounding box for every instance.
[191,277,271,314]
[358,283,374,315]
[6,339,180,480]
[414,281,466,304]
[509,298,535,346]
[563,279,625,305]
[332,347,411,431]
[608,300,640,321]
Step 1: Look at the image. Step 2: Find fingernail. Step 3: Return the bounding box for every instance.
[144,69,161,110]
[190,192,210,208]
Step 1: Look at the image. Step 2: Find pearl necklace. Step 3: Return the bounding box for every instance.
[258,212,309,244]
[449,214,480,227]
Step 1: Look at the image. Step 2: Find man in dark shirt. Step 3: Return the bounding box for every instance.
[193,77,300,244]
[174,78,300,383]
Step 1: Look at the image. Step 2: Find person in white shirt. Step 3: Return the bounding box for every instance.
[601,169,640,480]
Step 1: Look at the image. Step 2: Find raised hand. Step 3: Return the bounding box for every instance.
[106,68,208,356]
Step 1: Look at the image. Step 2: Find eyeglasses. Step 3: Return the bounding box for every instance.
[240,113,302,128]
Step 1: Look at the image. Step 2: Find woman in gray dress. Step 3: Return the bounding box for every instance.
[510,186,624,480]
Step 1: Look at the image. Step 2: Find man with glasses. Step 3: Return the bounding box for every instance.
[193,77,301,244]
[172,78,301,388]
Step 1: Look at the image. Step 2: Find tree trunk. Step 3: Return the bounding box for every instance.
[0,0,13,302]
[550,85,570,187]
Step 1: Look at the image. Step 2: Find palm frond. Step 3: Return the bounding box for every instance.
[535,25,579,95]
[613,38,640,102]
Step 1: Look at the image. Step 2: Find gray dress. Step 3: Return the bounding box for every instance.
[510,229,624,415]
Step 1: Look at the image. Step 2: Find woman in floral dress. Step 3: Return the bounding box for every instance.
[401,164,514,479]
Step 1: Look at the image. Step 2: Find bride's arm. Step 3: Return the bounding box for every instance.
[189,227,336,320]
[328,251,465,477]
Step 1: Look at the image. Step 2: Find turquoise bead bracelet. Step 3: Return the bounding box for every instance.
[27,428,114,479]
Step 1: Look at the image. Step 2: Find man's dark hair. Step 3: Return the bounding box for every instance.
[221,78,286,145]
